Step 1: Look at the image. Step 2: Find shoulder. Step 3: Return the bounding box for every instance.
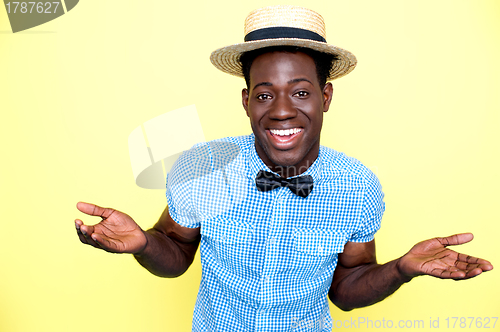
[166,135,252,219]
[320,146,380,188]
[185,135,250,154]
[169,135,251,178]
[205,135,251,165]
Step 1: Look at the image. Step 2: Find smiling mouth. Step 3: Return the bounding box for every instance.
[269,128,302,136]
[268,128,303,144]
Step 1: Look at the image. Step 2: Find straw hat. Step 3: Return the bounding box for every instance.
[210,5,357,81]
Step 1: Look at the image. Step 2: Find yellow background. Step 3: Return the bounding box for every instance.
[0,1,498,331]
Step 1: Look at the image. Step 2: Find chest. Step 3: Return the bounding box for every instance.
[196,173,365,277]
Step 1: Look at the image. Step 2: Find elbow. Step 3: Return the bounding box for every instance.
[328,293,355,312]
[335,303,356,312]
[328,286,360,312]
[134,255,192,278]
[150,269,189,278]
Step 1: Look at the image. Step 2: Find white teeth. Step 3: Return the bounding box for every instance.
[270,128,302,136]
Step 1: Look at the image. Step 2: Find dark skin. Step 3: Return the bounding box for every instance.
[75,51,493,310]
[75,202,198,277]
[241,51,332,178]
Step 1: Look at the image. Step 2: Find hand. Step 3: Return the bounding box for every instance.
[75,202,147,254]
[397,233,493,280]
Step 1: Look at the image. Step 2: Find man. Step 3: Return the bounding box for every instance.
[75,6,493,331]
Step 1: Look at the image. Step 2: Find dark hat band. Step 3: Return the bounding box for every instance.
[244,26,326,43]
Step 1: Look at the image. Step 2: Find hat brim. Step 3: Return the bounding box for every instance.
[210,38,357,81]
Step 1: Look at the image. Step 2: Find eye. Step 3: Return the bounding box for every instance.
[256,93,272,101]
[293,91,309,98]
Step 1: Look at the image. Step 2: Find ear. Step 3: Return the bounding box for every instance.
[322,82,333,113]
[242,88,250,117]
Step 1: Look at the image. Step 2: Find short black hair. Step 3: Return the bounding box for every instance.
[240,46,338,90]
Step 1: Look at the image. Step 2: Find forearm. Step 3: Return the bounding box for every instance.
[133,228,198,278]
[329,258,413,311]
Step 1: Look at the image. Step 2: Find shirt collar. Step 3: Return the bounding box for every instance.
[246,134,323,183]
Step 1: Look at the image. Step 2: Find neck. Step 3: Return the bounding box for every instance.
[254,141,320,178]
[269,162,314,178]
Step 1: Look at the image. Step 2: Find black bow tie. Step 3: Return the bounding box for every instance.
[255,170,314,198]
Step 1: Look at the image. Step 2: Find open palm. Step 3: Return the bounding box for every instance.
[75,202,147,254]
[398,233,493,280]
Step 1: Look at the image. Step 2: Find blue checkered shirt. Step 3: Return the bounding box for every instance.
[166,134,385,331]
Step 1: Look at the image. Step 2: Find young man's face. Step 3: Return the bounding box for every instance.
[242,51,333,177]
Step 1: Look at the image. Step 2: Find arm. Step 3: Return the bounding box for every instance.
[328,240,407,311]
[328,233,493,311]
[75,202,200,278]
[134,206,200,277]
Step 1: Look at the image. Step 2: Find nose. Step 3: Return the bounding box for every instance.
[268,94,297,120]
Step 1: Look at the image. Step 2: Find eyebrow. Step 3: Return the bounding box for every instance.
[253,82,272,90]
[252,78,313,90]
[288,78,313,85]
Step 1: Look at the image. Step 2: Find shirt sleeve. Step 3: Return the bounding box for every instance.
[165,143,206,229]
[349,170,385,243]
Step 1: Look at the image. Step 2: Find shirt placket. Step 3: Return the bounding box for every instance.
[255,187,287,330]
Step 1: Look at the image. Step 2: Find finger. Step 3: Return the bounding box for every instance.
[78,223,102,248]
[83,232,102,248]
[453,261,494,274]
[79,224,95,236]
[429,268,466,279]
[454,261,483,271]
[436,266,485,279]
[436,233,473,247]
[92,233,120,253]
[443,264,490,280]
[463,267,484,279]
[76,202,116,219]
[75,220,89,244]
[456,253,493,267]
[75,219,83,230]
[449,268,484,280]
[437,250,494,273]
[453,253,494,272]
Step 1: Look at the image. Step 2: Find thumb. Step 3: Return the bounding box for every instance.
[76,201,116,219]
[436,233,474,247]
